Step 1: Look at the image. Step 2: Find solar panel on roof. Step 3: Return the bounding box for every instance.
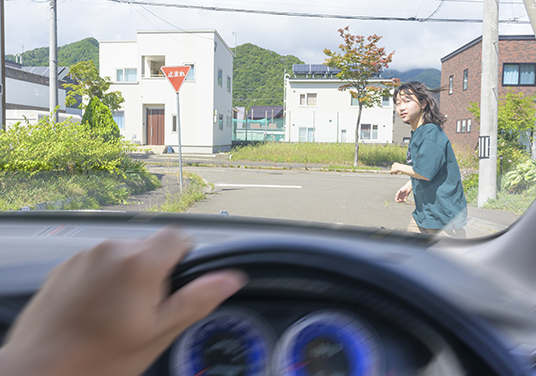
[310,64,327,72]
[292,65,310,72]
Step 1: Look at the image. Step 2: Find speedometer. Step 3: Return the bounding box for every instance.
[169,307,274,376]
[272,310,383,376]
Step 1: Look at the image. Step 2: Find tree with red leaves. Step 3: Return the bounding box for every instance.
[324,26,399,167]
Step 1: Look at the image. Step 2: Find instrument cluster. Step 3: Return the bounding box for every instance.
[162,299,436,376]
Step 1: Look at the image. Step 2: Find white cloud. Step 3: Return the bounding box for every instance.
[4,0,535,72]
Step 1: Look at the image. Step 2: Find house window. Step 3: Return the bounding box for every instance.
[299,127,306,142]
[186,64,195,81]
[218,68,223,87]
[372,124,378,139]
[308,127,314,141]
[218,114,223,131]
[449,75,453,94]
[503,63,536,85]
[456,120,461,133]
[113,111,125,129]
[116,68,137,82]
[467,119,471,133]
[463,69,468,90]
[227,76,231,92]
[300,93,317,106]
[142,56,165,78]
[360,124,378,140]
[341,129,347,143]
[382,96,390,107]
[351,96,359,106]
[172,115,177,133]
[361,124,371,140]
[461,119,466,133]
[299,127,314,142]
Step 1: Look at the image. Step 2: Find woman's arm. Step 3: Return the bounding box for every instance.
[390,162,429,181]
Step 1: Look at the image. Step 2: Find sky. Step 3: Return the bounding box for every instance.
[4,0,536,72]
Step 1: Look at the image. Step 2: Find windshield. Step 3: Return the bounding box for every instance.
[2,0,535,239]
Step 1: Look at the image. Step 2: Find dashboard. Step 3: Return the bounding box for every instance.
[0,209,536,376]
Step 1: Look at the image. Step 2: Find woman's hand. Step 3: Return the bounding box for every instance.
[390,162,403,175]
[0,228,248,376]
[395,180,413,203]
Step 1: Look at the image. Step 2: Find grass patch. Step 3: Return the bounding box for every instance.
[482,185,536,215]
[462,172,536,214]
[0,170,160,211]
[149,172,208,213]
[230,142,406,167]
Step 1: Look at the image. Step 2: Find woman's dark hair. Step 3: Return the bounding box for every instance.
[393,81,446,127]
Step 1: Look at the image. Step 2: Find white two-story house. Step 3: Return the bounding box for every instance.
[286,64,395,143]
[100,30,234,152]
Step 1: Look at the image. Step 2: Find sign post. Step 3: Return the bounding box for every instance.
[161,66,191,191]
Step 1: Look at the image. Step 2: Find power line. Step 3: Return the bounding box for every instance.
[108,0,530,23]
[423,0,445,21]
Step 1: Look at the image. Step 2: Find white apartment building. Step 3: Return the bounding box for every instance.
[286,65,395,143]
[100,30,234,152]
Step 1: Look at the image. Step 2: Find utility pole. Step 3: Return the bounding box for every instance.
[49,0,58,122]
[478,0,499,207]
[523,0,536,158]
[1,0,5,131]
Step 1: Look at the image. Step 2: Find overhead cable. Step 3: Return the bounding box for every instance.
[108,0,530,23]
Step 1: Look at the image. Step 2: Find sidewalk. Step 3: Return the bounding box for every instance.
[134,151,391,172]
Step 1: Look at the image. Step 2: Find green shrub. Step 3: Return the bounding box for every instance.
[81,96,120,141]
[0,115,137,175]
[504,159,536,193]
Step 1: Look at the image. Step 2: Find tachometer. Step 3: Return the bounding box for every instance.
[272,310,382,376]
[170,307,274,376]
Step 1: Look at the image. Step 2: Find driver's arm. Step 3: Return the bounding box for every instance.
[0,228,247,376]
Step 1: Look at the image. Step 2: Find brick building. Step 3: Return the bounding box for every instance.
[440,35,536,150]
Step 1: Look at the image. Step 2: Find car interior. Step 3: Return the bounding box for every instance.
[0,205,535,376]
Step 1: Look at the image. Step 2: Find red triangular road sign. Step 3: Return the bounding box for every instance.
[161,66,191,93]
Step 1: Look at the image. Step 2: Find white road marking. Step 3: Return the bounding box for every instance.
[216,183,302,189]
[186,168,227,172]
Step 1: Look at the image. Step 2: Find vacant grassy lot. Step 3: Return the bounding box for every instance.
[230,142,407,167]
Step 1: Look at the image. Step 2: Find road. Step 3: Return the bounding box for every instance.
[183,167,424,230]
[140,164,521,237]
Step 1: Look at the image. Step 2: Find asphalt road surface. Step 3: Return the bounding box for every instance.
[178,166,522,238]
[184,167,419,231]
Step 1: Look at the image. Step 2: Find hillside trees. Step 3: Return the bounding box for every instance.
[6,38,99,67]
[232,43,303,110]
[324,26,399,167]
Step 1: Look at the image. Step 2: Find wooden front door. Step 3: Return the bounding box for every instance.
[146,108,165,145]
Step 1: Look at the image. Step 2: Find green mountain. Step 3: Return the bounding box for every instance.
[5,38,440,105]
[6,37,99,67]
[383,68,441,89]
[232,43,303,110]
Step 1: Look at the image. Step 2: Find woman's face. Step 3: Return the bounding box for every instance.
[395,91,426,127]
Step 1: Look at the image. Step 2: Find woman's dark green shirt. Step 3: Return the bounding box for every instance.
[407,123,467,229]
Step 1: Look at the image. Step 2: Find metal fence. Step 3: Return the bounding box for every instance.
[232,118,286,142]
